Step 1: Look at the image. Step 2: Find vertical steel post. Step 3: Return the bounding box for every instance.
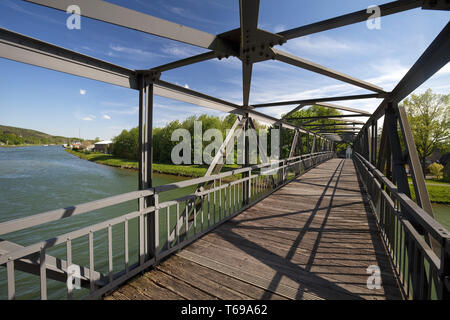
[242,114,250,205]
[138,75,155,261]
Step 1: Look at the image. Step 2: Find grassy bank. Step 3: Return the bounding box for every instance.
[407,177,450,204]
[1,144,45,148]
[65,149,240,178]
[410,184,450,204]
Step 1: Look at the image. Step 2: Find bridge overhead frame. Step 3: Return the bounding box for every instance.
[0,0,449,300]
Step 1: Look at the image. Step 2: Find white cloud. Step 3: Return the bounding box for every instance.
[273,25,287,33]
[109,44,162,61]
[184,84,190,89]
[102,107,139,115]
[103,114,111,120]
[79,89,86,95]
[282,35,377,59]
[82,116,95,121]
[436,63,450,76]
[160,43,204,59]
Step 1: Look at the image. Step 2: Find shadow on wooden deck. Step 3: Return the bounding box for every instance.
[105,159,402,300]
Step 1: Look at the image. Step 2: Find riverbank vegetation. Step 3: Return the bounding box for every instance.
[65,149,240,178]
[0,124,78,146]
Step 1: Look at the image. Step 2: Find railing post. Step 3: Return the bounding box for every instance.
[242,114,250,205]
[439,238,450,299]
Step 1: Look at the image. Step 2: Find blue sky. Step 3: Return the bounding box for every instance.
[0,0,448,140]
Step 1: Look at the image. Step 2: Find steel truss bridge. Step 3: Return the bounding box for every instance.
[0,0,449,300]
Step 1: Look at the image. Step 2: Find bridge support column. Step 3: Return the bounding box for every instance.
[138,75,156,263]
[371,120,377,165]
[242,115,250,205]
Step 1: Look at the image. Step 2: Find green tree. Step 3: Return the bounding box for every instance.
[112,128,139,160]
[402,89,449,174]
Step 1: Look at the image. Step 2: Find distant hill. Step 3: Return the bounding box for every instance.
[0,124,80,146]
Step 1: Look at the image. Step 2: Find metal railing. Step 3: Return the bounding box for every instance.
[0,151,333,300]
[353,152,450,300]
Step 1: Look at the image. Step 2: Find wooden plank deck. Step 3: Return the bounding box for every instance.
[105,158,402,300]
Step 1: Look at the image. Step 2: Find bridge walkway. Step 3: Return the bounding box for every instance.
[105,159,402,300]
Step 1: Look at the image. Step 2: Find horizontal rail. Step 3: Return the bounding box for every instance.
[354,152,449,243]
[0,189,154,236]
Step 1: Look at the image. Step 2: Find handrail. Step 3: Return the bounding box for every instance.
[353,152,450,300]
[354,152,449,243]
[0,151,333,300]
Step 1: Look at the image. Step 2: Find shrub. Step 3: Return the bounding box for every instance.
[428,162,444,179]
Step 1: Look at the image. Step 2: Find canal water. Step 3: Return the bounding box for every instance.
[0,146,192,299]
[0,146,449,299]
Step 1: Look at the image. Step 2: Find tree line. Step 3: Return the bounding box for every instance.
[111,90,449,178]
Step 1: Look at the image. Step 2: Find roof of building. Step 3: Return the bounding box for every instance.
[94,140,113,145]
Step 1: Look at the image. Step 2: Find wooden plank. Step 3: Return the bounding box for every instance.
[157,255,286,300]
[177,250,323,300]
[126,274,185,300]
[143,269,217,300]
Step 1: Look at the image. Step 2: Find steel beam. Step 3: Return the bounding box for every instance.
[0,27,138,89]
[138,77,155,261]
[239,0,260,106]
[252,93,383,108]
[397,106,433,216]
[272,48,385,93]
[148,51,219,73]
[356,22,450,141]
[281,104,306,119]
[327,117,365,124]
[153,80,321,137]
[242,63,253,106]
[24,0,235,55]
[303,123,363,127]
[390,21,450,103]
[287,114,370,120]
[314,102,371,115]
[277,0,422,40]
[289,130,299,158]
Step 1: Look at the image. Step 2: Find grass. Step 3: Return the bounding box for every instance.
[410,184,450,204]
[65,149,240,178]
[406,176,450,204]
[408,177,450,186]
